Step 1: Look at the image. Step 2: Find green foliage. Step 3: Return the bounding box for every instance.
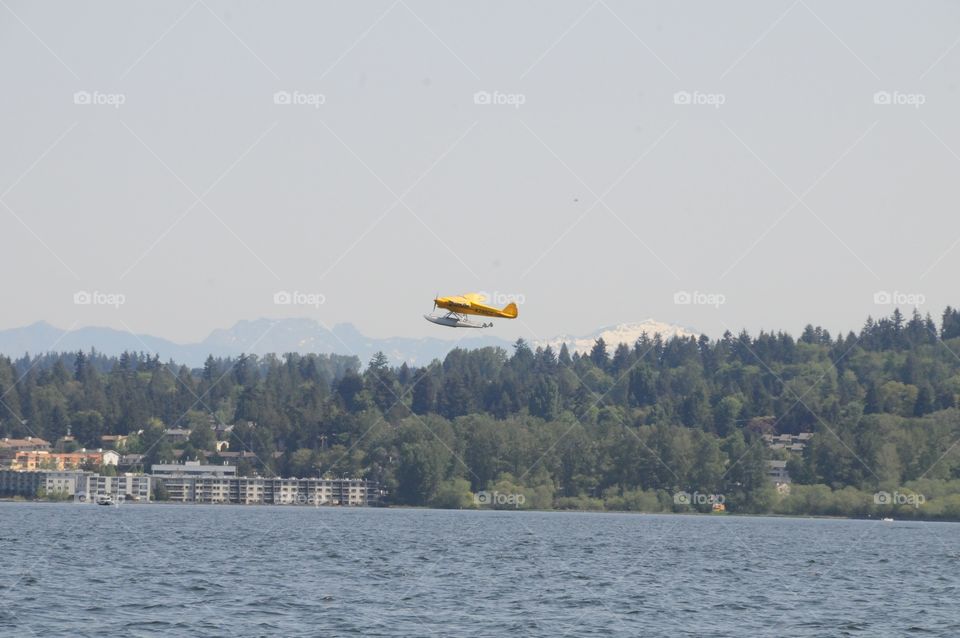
[35,486,72,502]
[3,309,960,517]
[188,420,216,451]
[430,478,474,509]
[153,480,169,501]
[602,488,666,512]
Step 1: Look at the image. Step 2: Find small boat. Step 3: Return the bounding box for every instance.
[96,496,114,506]
[881,517,894,522]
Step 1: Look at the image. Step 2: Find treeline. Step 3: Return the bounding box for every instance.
[3,307,960,518]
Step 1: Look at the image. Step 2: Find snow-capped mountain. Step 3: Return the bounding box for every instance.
[0,319,696,367]
[536,320,698,355]
[0,320,511,367]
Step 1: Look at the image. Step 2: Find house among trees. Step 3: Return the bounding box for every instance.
[0,437,51,456]
[100,434,129,449]
[163,428,191,443]
[762,432,813,452]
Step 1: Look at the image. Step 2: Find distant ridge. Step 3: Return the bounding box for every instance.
[536,319,698,355]
[0,318,695,367]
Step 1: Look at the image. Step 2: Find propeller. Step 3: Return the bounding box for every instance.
[433,292,438,312]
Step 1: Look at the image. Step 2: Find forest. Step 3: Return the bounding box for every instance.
[3,306,960,518]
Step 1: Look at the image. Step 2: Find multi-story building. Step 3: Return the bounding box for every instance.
[0,469,150,502]
[78,473,152,503]
[43,470,88,497]
[0,467,376,506]
[118,454,146,470]
[0,437,51,463]
[9,449,119,471]
[0,468,81,496]
[155,475,380,506]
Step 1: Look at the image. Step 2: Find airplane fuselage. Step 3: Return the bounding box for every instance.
[435,298,508,318]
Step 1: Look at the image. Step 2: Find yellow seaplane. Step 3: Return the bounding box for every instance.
[425,293,519,328]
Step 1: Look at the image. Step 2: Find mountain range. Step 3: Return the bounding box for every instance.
[0,319,696,368]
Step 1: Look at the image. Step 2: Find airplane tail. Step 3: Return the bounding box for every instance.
[501,302,518,318]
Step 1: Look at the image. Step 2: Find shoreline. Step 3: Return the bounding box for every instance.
[2,498,951,522]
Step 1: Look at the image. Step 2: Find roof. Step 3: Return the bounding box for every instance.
[215,451,259,459]
[0,437,51,448]
[151,463,237,474]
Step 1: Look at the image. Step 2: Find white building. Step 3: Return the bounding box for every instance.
[43,470,86,497]
[0,469,151,502]
[154,475,380,506]
[78,473,152,503]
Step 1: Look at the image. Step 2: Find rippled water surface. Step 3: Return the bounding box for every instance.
[1,503,958,637]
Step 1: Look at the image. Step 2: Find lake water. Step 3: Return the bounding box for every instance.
[0,503,957,637]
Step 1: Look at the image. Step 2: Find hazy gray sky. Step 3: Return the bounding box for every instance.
[2,1,959,347]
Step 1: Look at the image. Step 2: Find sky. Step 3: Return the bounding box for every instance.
[2,1,959,348]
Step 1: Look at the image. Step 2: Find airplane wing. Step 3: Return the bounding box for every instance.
[462,292,488,304]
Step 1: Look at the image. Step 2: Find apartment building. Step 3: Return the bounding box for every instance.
[0,469,150,502]
[9,449,119,471]
[156,475,380,506]
[78,473,152,502]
